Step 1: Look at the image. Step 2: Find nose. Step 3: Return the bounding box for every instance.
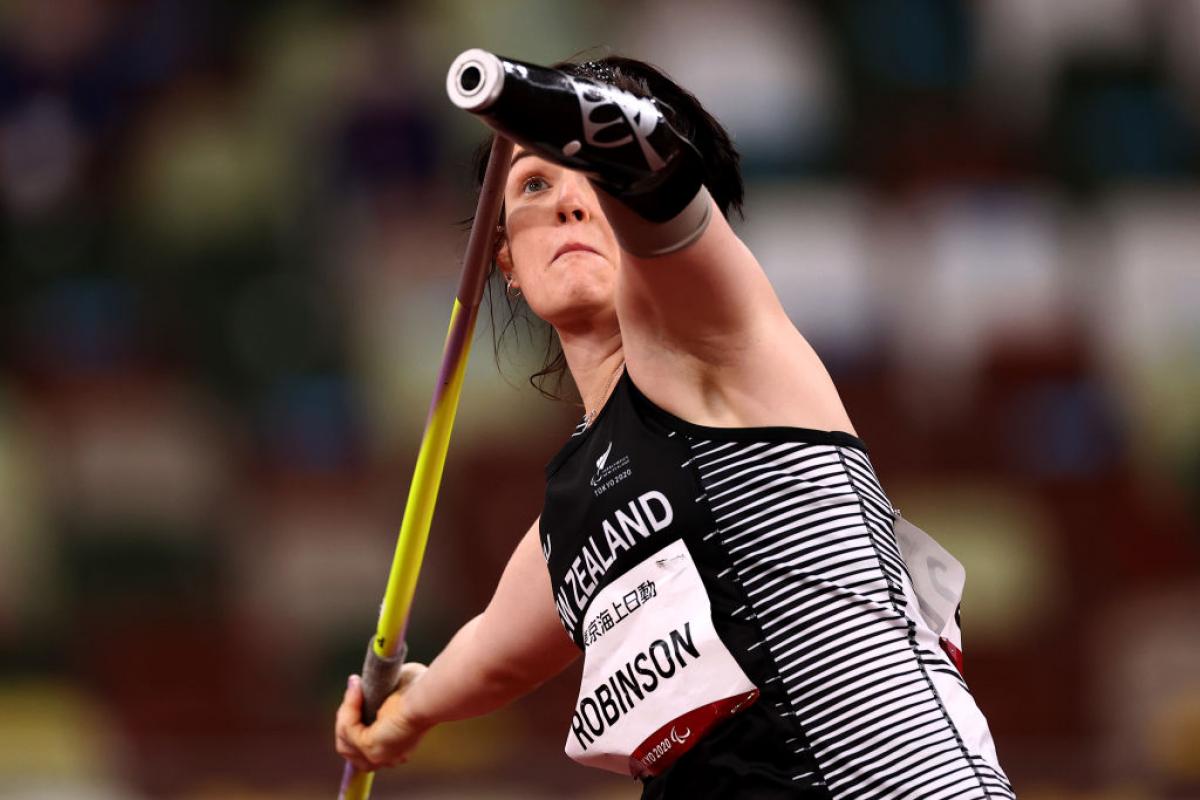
[555,174,592,224]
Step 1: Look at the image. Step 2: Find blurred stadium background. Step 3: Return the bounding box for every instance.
[1,0,1198,798]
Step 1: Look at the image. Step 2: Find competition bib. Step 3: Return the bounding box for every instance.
[564,538,759,778]
[893,512,1009,774]
[892,512,966,669]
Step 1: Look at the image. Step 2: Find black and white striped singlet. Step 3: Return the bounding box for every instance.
[539,371,1015,799]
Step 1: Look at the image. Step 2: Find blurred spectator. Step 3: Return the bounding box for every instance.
[0,2,1197,797]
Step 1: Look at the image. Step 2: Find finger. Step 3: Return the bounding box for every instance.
[335,675,383,773]
[345,756,373,774]
[345,674,364,712]
[335,724,366,763]
[336,675,365,727]
[336,742,372,774]
[346,677,399,771]
[360,726,399,771]
[335,675,368,747]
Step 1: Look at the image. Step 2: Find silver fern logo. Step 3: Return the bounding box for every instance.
[595,441,613,473]
[590,440,632,495]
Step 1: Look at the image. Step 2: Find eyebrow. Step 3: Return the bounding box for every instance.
[509,150,538,169]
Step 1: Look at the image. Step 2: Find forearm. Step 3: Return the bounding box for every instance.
[393,523,580,732]
[401,613,560,729]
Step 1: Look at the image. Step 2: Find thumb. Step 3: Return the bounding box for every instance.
[396,662,427,691]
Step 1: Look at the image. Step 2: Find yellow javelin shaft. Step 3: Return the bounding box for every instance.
[339,135,513,800]
[376,298,476,656]
[339,301,475,800]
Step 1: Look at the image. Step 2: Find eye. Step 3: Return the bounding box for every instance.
[521,175,549,194]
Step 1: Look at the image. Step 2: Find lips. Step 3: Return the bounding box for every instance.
[553,242,601,262]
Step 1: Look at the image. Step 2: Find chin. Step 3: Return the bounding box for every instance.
[537,281,616,328]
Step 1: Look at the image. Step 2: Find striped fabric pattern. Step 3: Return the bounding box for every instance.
[684,437,1016,799]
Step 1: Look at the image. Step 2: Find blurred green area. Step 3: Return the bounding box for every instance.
[0,1,1197,798]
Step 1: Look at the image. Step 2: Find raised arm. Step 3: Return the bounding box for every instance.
[335,519,580,771]
[613,198,787,363]
[447,51,846,432]
[448,50,784,351]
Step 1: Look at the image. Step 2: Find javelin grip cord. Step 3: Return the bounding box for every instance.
[359,638,408,726]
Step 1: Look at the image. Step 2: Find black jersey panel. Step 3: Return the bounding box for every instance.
[540,372,706,644]
[541,372,830,796]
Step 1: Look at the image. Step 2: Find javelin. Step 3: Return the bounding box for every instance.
[337,128,513,800]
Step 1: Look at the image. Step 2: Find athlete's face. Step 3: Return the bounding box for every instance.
[498,147,621,330]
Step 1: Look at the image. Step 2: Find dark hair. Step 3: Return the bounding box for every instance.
[476,54,744,402]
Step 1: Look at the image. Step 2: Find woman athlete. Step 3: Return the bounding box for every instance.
[335,51,1016,799]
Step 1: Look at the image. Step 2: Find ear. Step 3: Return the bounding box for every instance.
[496,236,517,288]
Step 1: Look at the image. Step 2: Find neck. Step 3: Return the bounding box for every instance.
[557,323,624,419]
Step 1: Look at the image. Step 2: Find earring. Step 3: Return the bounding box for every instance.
[505,275,521,299]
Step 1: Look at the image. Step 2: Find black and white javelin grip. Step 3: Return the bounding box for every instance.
[446,49,712,257]
[337,133,513,800]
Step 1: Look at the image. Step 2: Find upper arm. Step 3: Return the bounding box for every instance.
[475,518,580,687]
[616,195,790,367]
[613,196,857,435]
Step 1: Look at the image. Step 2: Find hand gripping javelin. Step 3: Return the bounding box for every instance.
[336,123,512,799]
